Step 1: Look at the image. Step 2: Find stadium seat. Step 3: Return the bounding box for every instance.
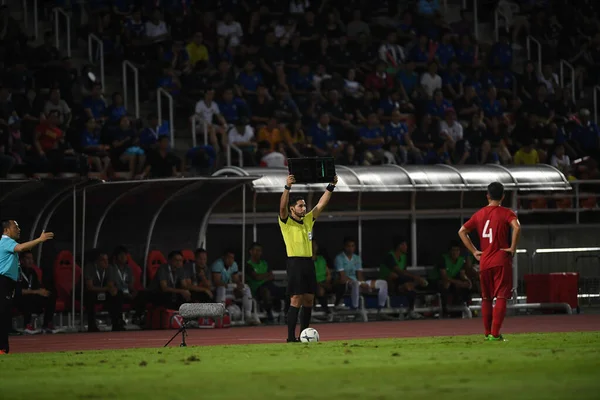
[181,249,195,264]
[126,253,144,291]
[530,197,548,209]
[53,250,82,312]
[146,250,167,282]
[580,196,597,209]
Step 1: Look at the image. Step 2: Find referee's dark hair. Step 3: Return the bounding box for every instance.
[168,250,183,260]
[288,195,305,210]
[487,182,505,201]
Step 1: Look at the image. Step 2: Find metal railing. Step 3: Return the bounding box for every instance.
[23,0,39,41]
[559,59,576,103]
[88,34,105,88]
[53,7,71,57]
[157,88,175,148]
[459,1,479,40]
[526,35,542,76]
[190,114,208,148]
[516,179,599,224]
[594,86,600,124]
[226,144,244,167]
[122,61,140,119]
[494,7,508,42]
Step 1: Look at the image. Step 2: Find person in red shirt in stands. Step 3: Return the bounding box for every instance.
[33,110,78,175]
[458,182,521,342]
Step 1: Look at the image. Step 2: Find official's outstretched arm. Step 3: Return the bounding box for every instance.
[311,175,338,219]
[279,175,295,220]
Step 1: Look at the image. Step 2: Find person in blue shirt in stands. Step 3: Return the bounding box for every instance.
[218,88,247,125]
[308,113,339,156]
[0,220,54,354]
[359,113,385,163]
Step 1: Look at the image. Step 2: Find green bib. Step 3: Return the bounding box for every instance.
[247,259,269,293]
[443,254,465,279]
[379,251,407,279]
[314,256,327,283]
[388,251,407,270]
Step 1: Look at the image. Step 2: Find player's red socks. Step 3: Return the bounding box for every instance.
[491,298,507,337]
[481,298,493,336]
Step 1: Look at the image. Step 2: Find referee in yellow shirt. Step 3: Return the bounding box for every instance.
[279,174,337,342]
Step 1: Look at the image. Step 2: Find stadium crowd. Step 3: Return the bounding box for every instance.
[0,0,599,181]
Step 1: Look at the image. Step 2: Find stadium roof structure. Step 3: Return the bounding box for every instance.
[212,164,572,193]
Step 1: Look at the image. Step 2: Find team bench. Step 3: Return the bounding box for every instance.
[259,266,472,322]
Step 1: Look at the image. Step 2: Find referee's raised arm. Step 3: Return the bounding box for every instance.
[279,175,296,220]
[310,175,338,219]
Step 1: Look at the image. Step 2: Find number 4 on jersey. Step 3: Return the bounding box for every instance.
[483,219,493,243]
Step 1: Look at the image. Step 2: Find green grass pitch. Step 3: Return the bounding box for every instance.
[1,332,599,400]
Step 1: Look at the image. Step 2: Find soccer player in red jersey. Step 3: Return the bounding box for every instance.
[458,182,521,341]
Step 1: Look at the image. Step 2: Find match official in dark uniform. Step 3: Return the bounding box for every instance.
[279,174,337,342]
[0,220,54,354]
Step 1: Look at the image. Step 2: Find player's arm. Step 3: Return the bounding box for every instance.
[279,175,295,220]
[502,218,522,256]
[458,217,482,260]
[311,175,338,219]
[14,231,54,253]
[211,272,226,287]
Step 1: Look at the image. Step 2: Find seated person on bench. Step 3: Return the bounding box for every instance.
[313,241,345,315]
[334,237,391,319]
[429,241,472,315]
[378,238,426,319]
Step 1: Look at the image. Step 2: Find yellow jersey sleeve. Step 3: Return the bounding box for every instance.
[304,211,315,232]
[278,215,289,231]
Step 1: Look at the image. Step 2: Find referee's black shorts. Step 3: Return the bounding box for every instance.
[286,257,317,296]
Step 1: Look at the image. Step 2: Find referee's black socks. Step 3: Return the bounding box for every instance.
[300,306,312,332]
[287,306,300,340]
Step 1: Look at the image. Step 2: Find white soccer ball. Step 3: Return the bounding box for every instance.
[300,327,320,343]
